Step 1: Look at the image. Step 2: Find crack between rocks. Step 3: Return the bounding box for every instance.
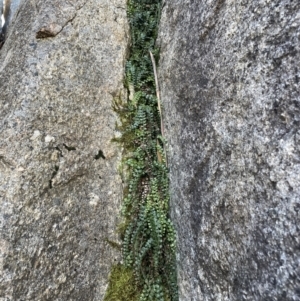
[49,165,59,189]
[37,0,90,39]
[114,6,126,10]
[56,0,91,34]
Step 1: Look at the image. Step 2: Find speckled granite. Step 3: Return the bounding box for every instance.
[158,1,300,300]
[0,0,128,300]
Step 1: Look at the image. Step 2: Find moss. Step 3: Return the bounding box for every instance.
[103,264,140,301]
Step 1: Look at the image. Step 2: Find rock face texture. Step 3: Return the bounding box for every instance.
[1,0,21,37]
[0,0,128,300]
[158,1,300,300]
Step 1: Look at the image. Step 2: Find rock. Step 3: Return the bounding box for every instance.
[1,0,21,39]
[0,1,3,28]
[158,1,300,300]
[0,0,128,300]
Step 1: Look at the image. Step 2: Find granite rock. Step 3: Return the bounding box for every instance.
[158,1,300,300]
[0,0,128,300]
[0,0,21,38]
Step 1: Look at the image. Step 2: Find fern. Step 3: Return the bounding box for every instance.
[106,0,179,300]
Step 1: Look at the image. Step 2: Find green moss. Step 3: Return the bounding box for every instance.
[103,264,140,301]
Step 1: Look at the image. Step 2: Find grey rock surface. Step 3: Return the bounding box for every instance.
[158,1,300,300]
[5,0,21,29]
[0,0,21,37]
[0,0,128,300]
[0,0,3,35]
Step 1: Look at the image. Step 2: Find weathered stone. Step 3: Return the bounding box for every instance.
[0,0,128,300]
[158,1,300,300]
[0,1,3,24]
[0,0,21,38]
[0,1,4,37]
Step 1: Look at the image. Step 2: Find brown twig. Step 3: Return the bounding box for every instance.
[149,51,164,137]
[149,51,168,166]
